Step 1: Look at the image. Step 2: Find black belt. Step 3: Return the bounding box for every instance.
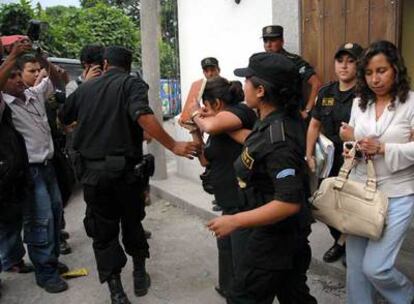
[30,159,51,166]
[83,159,105,170]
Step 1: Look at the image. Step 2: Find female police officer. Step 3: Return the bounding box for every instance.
[306,42,363,265]
[208,52,316,304]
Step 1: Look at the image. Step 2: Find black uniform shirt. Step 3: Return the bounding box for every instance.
[280,48,315,83]
[234,110,308,270]
[203,103,257,210]
[280,48,316,108]
[62,68,153,161]
[311,81,355,173]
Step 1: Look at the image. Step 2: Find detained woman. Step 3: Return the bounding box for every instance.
[340,40,414,304]
[190,76,257,298]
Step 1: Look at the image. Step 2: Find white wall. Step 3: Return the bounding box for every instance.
[272,0,300,54]
[175,0,301,181]
[178,0,273,93]
[176,0,273,180]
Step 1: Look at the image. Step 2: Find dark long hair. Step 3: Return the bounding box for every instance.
[202,76,244,106]
[249,76,300,118]
[356,40,411,111]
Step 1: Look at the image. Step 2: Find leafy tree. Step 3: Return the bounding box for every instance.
[0,0,34,35]
[40,3,140,63]
[81,0,180,78]
[0,0,179,78]
[81,0,140,25]
[160,39,175,78]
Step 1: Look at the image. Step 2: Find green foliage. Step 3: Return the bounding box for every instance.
[81,0,140,25]
[0,0,179,78]
[41,3,140,63]
[160,39,177,78]
[0,0,34,35]
[80,0,109,9]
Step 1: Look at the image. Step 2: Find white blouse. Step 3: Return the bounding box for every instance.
[349,91,414,198]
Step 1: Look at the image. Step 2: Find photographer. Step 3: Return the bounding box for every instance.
[1,37,69,293]
[16,53,75,257]
[0,40,33,291]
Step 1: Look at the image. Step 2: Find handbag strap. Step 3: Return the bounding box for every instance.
[333,146,378,200]
[334,146,357,187]
[364,159,377,199]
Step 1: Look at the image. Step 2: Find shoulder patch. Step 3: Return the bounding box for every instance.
[276,168,295,179]
[299,66,306,74]
[241,147,254,170]
[322,97,335,106]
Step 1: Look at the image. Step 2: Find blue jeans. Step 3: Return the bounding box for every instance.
[0,220,25,270]
[346,194,414,304]
[23,163,63,285]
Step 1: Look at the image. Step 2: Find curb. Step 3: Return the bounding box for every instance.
[150,173,347,281]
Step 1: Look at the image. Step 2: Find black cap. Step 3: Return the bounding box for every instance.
[234,52,298,87]
[201,57,219,69]
[334,42,364,60]
[262,25,283,39]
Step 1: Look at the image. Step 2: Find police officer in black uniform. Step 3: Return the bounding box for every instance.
[208,52,316,304]
[61,46,198,304]
[262,25,322,120]
[306,42,363,264]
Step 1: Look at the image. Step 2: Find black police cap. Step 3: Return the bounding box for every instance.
[334,42,364,60]
[201,57,219,69]
[234,52,298,87]
[262,25,283,39]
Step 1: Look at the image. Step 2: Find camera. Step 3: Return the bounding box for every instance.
[27,20,48,53]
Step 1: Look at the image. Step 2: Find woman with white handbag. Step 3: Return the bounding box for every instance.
[340,40,414,304]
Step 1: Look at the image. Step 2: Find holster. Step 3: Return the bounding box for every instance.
[70,151,85,180]
[238,187,262,211]
[133,154,155,186]
[199,167,214,194]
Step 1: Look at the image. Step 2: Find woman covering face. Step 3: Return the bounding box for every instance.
[189,76,257,298]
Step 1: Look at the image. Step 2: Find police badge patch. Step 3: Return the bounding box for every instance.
[265,26,273,34]
[241,147,254,170]
[322,97,335,106]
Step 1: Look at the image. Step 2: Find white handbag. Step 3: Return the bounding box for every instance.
[311,147,389,240]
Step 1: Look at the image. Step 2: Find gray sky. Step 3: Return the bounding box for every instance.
[3,0,80,8]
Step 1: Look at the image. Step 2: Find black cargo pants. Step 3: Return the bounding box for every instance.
[227,237,317,304]
[83,173,149,283]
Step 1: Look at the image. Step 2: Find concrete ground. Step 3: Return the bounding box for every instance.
[0,190,345,304]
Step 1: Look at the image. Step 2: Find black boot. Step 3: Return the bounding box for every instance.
[107,274,131,304]
[132,256,151,297]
